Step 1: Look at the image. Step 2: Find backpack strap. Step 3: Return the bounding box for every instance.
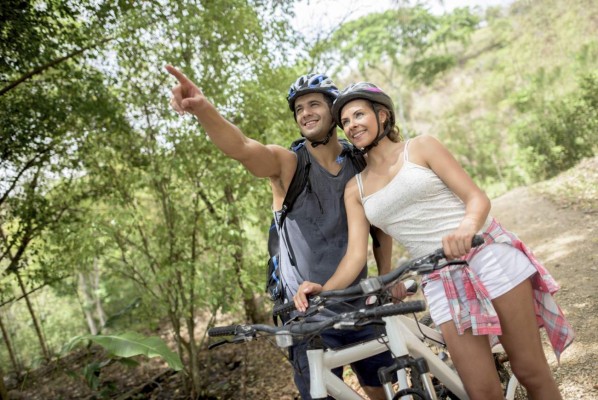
[339,139,366,172]
[279,141,311,227]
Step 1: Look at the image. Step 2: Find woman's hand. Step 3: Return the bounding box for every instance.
[390,281,409,302]
[293,281,323,312]
[442,222,477,259]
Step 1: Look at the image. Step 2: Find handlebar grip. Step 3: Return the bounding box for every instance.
[273,301,296,317]
[366,300,427,318]
[436,234,485,257]
[208,325,238,337]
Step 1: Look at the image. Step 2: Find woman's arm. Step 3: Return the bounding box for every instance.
[293,177,371,312]
[410,135,491,259]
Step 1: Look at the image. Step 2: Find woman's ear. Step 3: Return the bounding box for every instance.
[379,109,390,125]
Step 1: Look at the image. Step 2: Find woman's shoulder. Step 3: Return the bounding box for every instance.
[344,174,362,199]
[409,134,442,148]
[407,135,445,165]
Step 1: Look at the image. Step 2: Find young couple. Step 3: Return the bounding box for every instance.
[167,66,573,400]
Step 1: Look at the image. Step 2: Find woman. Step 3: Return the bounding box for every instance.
[293,82,573,400]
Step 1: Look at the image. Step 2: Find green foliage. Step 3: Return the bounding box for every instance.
[408,54,456,85]
[4,1,597,395]
[1,1,296,391]
[66,332,183,371]
[514,72,598,180]
[82,360,115,393]
[403,0,598,193]
[0,289,89,369]
[317,5,479,84]
[64,332,179,397]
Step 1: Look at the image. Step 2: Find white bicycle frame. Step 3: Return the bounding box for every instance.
[301,311,520,400]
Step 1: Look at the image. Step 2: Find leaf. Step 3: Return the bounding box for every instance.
[82,361,102,390]
[67,332,183,371]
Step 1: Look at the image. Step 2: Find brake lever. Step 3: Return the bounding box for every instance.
[415,262,437,274]
[443,260,468,266]
[208,339,231,350]
[231,334,255,344]
[301,298,325,319]
[355,319,386,328]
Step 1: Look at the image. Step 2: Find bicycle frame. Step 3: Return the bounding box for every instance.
[211,237,522,400]
[306,313,468,400]
[306,311,520,400]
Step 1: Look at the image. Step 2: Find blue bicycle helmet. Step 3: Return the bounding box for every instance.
[287,73,340,112]
[287,73,340,147]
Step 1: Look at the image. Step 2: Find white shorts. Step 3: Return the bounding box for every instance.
[423,243,537,326]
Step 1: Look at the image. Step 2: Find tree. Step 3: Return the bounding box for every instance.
[311,5,479,138]
[0,0,136,367]
[2,1,297,395]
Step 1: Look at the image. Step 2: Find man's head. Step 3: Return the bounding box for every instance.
[287,73,339,147]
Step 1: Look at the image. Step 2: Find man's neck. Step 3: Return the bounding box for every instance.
[306,134,343,173]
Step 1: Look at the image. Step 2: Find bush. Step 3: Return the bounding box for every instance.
[515,72,598,180]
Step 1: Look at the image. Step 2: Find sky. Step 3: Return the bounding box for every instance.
[292,0,516,41]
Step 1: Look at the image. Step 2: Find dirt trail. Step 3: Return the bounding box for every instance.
[490,186,598,399]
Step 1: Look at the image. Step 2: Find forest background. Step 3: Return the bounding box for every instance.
[1,0,597,398]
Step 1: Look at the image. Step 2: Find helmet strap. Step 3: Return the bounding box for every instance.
[308,101,336,148]
[362,103,390,153]
[310,125,334,147]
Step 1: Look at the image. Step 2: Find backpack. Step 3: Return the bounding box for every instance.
[265,138,367,304]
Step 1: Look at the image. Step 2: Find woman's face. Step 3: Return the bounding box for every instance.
[340,99,384,149]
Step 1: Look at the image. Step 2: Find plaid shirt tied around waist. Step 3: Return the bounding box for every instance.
[422,218,574,361]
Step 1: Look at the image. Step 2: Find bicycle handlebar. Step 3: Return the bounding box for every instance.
[209,301,427,347]
[273,235,485,318]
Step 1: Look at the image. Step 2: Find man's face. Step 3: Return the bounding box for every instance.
[293,93,334,141]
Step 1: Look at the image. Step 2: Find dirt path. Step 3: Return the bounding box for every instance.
[490,186,598,399]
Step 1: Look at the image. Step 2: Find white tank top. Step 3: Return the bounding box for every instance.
[355,139,492,258]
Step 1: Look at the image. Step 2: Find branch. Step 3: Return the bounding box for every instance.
[0,37,113,96]
[0,276,68,308]
[0,149,51,207]
[198,187,218,216]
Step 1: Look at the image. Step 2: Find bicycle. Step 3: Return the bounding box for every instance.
[208,236,523,400]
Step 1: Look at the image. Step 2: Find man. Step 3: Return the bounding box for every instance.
[167,66,395,400]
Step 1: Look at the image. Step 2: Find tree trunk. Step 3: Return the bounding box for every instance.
[15,271,50,361]
[78,272,98,335]
[0,366,9,400]
[185,314,202,397]
[0,313,20,372]
[224,186,262,323]
[239,271,261,324]
[92,258,107,327]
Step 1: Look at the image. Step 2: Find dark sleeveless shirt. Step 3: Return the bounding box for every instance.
[274,146,367,304]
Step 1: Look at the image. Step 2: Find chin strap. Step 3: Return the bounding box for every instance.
[310,124,335,148]
[361,103,391,153]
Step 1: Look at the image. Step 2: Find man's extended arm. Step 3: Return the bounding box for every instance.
[166,65,291,179]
